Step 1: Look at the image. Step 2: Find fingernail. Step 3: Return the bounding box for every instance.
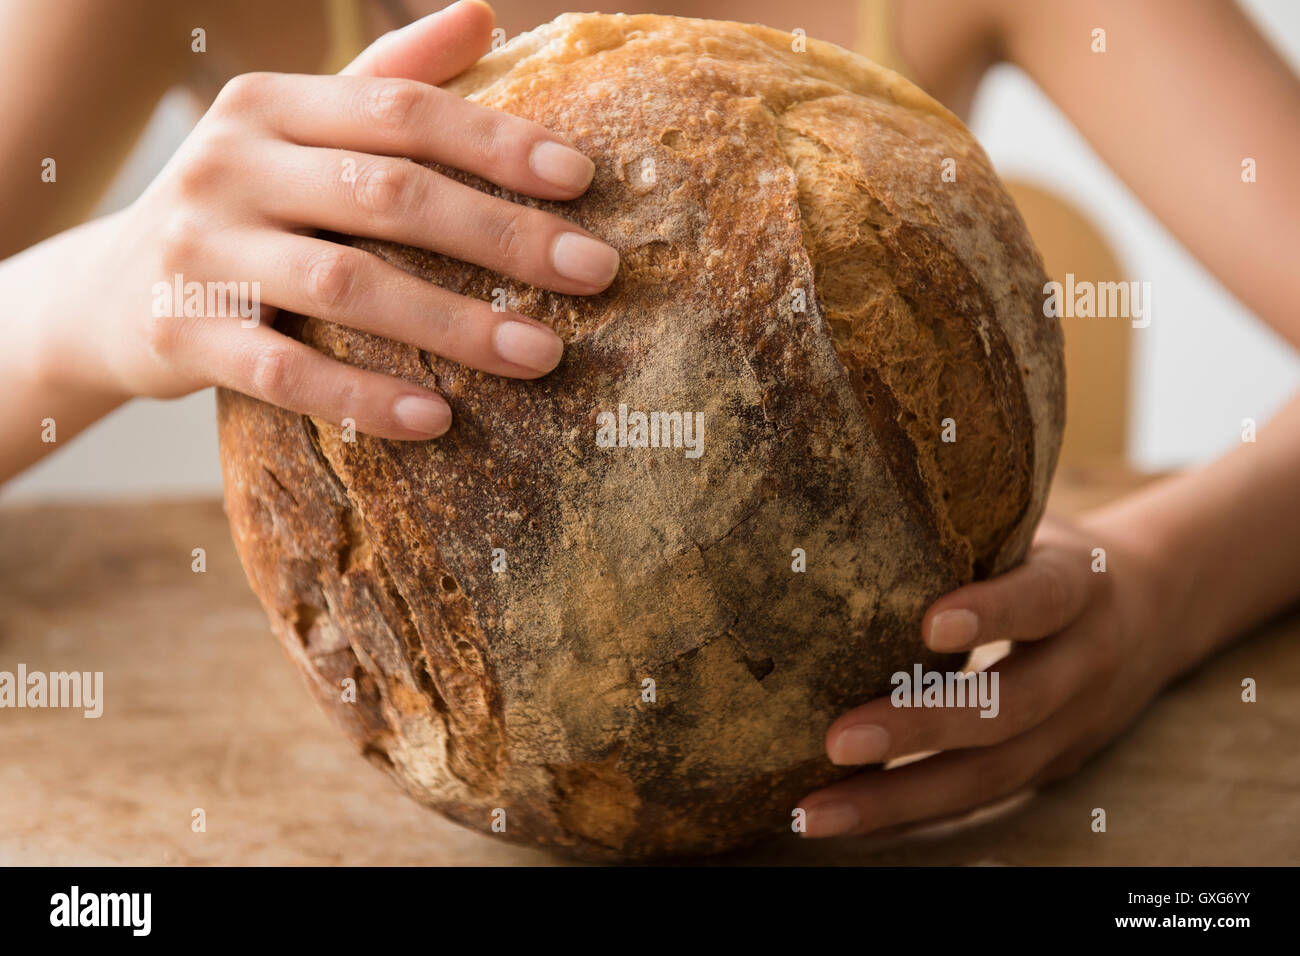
[928,608,979,652]
[392,395,450,436]
[494,320,564,373]
[802,802,861,838]
[529,141,595,193]
[829,724,890,766]
[552,233,619,286]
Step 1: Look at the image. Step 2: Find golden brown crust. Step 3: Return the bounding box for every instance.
[217,13,1063,860]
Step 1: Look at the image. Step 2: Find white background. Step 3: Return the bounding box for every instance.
[4,0,1298,501]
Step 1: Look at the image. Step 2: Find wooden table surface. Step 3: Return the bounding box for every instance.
[1,462,1296,866]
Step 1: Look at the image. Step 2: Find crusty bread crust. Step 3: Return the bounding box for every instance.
[217,13,1063,860]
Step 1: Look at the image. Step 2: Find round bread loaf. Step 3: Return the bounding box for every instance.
[217,12,1064,860]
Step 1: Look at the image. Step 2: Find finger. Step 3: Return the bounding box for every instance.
[257,142,617,294]
[342,0,496,84]
[824,628,1101,765]
[176,320,451,440]
[799,700,1085,838]
[921,543,1094,653]
[216,230,563,377]
[215,73,595,200]
[1036,734,1105,786]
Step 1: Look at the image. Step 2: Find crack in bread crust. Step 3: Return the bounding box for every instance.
[775,95,1037,577]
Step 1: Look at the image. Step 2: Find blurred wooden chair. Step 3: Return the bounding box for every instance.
[1005,180,1131,468]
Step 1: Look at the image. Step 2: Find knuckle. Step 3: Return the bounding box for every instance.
[215,72,271,111]
[302,246,358,313]
[352,159,413,221]
[142,310,182,364]
[194,123,247,164]
[333,375,364,424]
[173,142,227,199]
[360,79,422,133]
[466,113,510,165]
[422,310,453,347]
[489,209,529,263]
[429,296,473,340]
[250,346,298,404]
[158,211,206,273]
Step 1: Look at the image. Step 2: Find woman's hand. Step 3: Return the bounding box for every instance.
[798,510,1195,839]
[25,1,617,442]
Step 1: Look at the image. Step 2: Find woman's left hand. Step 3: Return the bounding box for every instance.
[797,511,1194,839]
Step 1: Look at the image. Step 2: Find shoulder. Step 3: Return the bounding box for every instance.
[891,0,1004,117]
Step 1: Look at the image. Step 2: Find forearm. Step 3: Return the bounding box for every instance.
[0,217,128,485]
[1088,393,1300,675]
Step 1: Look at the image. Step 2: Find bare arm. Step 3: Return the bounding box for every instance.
[995,0,1300,345]
[0,0,191,259]
[0,0,188,478]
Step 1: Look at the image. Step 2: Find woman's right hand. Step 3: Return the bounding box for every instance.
[34,1,617,440]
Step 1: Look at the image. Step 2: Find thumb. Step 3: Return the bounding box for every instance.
[342,0,496,82]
